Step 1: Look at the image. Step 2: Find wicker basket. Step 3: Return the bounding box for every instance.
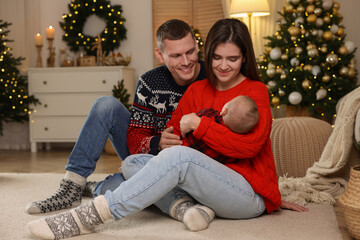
[338,165,360,240]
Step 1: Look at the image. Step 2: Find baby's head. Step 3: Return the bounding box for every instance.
[221,96,259,134]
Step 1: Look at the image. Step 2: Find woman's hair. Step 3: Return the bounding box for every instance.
[156,19,194,52]
[204,18,262,89]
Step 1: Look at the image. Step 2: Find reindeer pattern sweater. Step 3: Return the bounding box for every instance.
[166,79,282,213]
[127,61,206,155]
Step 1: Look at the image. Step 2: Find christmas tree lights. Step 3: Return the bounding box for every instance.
[0,20,39,135]
[258,0,358,121]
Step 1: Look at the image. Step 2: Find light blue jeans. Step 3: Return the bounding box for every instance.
[65,96,130,177]
[104,146,266,220]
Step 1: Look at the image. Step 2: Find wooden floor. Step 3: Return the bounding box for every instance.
[0,146,121,174]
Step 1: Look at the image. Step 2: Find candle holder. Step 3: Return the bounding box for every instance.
[47,38,55,67]
[36,45,43,68]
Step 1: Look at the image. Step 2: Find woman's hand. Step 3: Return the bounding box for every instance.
[278,200,309,212]
[180,113,201,138]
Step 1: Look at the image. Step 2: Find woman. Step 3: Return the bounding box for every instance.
[28,19,307,240]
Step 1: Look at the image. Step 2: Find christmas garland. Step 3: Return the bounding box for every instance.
[59,0,127,56]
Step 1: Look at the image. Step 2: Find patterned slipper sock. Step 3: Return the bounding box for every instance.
[82,181,99,198]
[28,195,112,240]
[183,204,215,231]
[26,171,86,214]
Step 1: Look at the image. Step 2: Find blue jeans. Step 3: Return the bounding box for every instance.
[65,96,130,177]
[104,146,265,220]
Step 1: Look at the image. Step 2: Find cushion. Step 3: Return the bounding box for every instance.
[355,108,360,152]
[271,117,333,178]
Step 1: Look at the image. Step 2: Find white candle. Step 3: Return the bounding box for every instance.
[35,33,43,46]
[46,26,55,39]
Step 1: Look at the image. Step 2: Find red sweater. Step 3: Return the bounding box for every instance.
[166,79,281,213]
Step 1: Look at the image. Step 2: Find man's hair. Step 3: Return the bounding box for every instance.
[223,96,259,134]
[156,19,194,52]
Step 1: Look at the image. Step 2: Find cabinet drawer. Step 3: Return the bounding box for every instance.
[31,93,110,116]
[30,117,87,140]
[29,71,120,93]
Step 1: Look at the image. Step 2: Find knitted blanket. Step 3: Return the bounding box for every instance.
[279,86,360,205]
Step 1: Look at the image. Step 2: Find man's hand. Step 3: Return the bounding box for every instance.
[158,126,182,151]
[180,113,201,138]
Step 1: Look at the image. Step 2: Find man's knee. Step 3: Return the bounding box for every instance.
[122,154,154,179]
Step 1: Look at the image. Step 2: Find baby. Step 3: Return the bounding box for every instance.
[182,95,259,163]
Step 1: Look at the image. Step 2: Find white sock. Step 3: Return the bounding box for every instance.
[28,195,112,239]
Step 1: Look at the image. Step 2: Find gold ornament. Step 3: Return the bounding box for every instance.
[323,31,333,41]
[280,73,287,80]
[323,16,331,23]
[297,5,305,13]
[332,8,338,15]
[337,27,344,37]
[277,35,283,40]
[322,74,331,82]
[291,36,297,41]
[272,96,280,106]
[266,68,276,78]
[348,68,356,78]
[276,67,283,74]
[307,14,317,24]
[320,45,328,53]
[307,0,314,4]
[302,79,312,90]
[301,28,306,35]
[288,26,300,36]
[304,65,312,71]
[259,55,265,62]
[333,1,340,9]
[281,54,288,60]
[314,8,322,16]
[278,89,286,96]
[338,45,349,55]
[340,67,349,77]
[285,4,294,13]
[326,53,338,66]
[306,43,315,51]
[265,46,272,53]
[306,4,315,13]
[337,13,343,23]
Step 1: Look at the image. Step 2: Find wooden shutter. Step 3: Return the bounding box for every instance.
[152,0,224,67]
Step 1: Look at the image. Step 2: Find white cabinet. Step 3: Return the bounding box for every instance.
[28,66,135,152]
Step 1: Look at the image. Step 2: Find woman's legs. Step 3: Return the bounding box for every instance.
[106,146,265,220]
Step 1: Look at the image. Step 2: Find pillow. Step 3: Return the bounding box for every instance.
[271,117,333,178]
[355,108,360,152]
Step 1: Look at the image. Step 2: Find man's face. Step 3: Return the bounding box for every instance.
[156,33,199,86]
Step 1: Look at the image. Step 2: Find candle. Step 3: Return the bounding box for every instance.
[46,26,55,39]
[35,33,43,46]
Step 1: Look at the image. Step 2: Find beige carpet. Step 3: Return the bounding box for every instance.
[0,173,344,240]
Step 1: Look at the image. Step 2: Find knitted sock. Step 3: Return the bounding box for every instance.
[26,171,86,214]
[28,195,112,240]
[82,181,99,198]
[183,204,215,231]
[169,198,215,231]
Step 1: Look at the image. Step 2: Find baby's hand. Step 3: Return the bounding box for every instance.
[180,113,200,138]
[220,103,229,116]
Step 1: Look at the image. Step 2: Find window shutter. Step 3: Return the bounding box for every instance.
[152,0,224,67]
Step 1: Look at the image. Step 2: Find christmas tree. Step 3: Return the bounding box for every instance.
[0,20,39,135]
[112,79,131,111]
[258,0,358,121]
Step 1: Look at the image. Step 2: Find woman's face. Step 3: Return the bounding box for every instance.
[211,42,245,91]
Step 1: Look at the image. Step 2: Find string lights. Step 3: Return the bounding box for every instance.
[59,0,127,56]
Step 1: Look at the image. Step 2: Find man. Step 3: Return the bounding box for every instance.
[26,19,208,227]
